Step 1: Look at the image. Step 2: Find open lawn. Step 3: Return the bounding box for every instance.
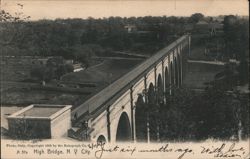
[183,62,224,89]
[1,58,143,108]
[62,59,143,85]
[1,87,85,107]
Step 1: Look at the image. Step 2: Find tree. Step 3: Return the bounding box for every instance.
[72,44,95,66]
[195,86,248,140]
[46,57,64,67]
[0,7,30,22]
[30,66,54,84]
[135,86,249,141]
[65,64,74,73]
[189,13,204,23]
[0,4,30,48]
[55,64,74,80]
[222,15,249,61]
[237,60,249,84]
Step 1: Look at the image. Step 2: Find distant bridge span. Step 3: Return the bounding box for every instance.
[71,35,191,142]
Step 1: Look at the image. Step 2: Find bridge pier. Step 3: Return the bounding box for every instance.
[71,35,191,143]
[161,60,166,104]
[130,87,136,142]
[179,46,183,85]
[106,106,111,142]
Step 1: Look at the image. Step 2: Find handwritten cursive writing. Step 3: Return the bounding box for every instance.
[139,144,193,159]
[201,143,245,158]
[94,144,119,159]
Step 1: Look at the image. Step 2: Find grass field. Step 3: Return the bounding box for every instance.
[62,59,143,85]
[1,58,143,107]
[183,62,224,89]
[1,87,83,106]
[183,39,225,90]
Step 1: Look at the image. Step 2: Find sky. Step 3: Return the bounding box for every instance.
[1,0,249,20]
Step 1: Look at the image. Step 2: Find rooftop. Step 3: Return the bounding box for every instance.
[18,107,61,117]
[7,104,72,119]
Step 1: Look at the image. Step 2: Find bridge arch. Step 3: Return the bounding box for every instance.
[72,35,190,143]
[135,94,147,141]
[170,61,174,88]
[148,83,155,104]
[157,74,164,104]
[177,54,181,86]
[174,57,179,87]
[165,66,170,95]
[116,112,132,142]
[97,135,106,143]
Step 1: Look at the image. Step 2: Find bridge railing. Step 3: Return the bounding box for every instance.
[72,35,190,124]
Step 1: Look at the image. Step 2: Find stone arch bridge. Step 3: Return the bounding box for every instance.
[71,35,191,143]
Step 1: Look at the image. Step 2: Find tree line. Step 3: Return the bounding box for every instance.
[136,85,249,142]
[1,11,248,64]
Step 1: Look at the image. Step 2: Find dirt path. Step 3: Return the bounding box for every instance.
[113,51,149,58]
[187,60,225,65]
[91,57,145,60]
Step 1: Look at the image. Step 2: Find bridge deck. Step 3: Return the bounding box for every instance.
[72,35,189,122]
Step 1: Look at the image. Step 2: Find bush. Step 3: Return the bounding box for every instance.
[136,87,249,141]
